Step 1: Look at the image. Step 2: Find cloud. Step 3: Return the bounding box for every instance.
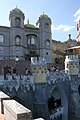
[74,15,80,22]
[74,9,80,22]
[52,24,75,32]
[52,24,66,31]
[52,9,79,32]
[63,26,75,32]
[74,9,80,17]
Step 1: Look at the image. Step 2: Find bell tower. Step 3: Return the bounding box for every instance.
[9,7,25,60]
[36,13,52,63]
[9,7,25,28]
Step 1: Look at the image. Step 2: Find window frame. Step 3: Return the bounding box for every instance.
[0,35,4,43]
[15,17,21,27]
[27,34,37,45]
[15,35,21,45]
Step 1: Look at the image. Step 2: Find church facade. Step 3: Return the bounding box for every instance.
[0,7,52,74]
[0,7,53,74]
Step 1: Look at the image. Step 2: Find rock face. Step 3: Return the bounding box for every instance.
[0,71,80,120]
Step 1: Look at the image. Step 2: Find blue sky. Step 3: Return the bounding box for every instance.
[0,0,80,42]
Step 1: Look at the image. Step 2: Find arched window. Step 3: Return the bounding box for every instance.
[48,96,61,114]
[0,35,4,43]
[15,17,21,27]
[45,39,50,48]
[15,35,21,45]
[46,41,50,46]
[27,38,30,44]
[31,37,35,44]
[46,23,49,26]
[27,34,37,45]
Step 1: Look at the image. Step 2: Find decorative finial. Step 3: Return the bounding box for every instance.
[43,12,44,15]
[68,34,71,40]
[16,6,18,8]
[27,19,29,24]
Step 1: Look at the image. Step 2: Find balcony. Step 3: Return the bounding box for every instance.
[27,44,37,50]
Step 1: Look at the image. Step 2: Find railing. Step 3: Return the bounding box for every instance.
[50,107,63,120]
[65,55,79,59]
[66,51,80,55]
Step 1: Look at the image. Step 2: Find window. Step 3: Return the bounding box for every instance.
[0,35,4,43]
[15,36,21,45]
[31,37,35,44]
[46,41,50,46]
[46,39,50,48]
[15,17,21,27]
[27,35,36,45]
[0,47,4,53]
[46,23,49,26]
[46,52,48,55]
[28,38,30,44]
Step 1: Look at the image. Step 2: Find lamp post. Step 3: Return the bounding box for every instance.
[12,57,19,80]
[15,57,19,74]
[15,57,19,62]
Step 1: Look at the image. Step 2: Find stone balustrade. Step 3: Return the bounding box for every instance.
[0,91,44,120]
[3,100,32,120]
[0,91,10,114]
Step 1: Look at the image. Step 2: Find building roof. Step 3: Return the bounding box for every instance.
[0,26,10,29]
[65,46,80,50]
[25,24,36,28]
[40,13,49,19]
[11,7,24,14]
[52,39,63,44]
